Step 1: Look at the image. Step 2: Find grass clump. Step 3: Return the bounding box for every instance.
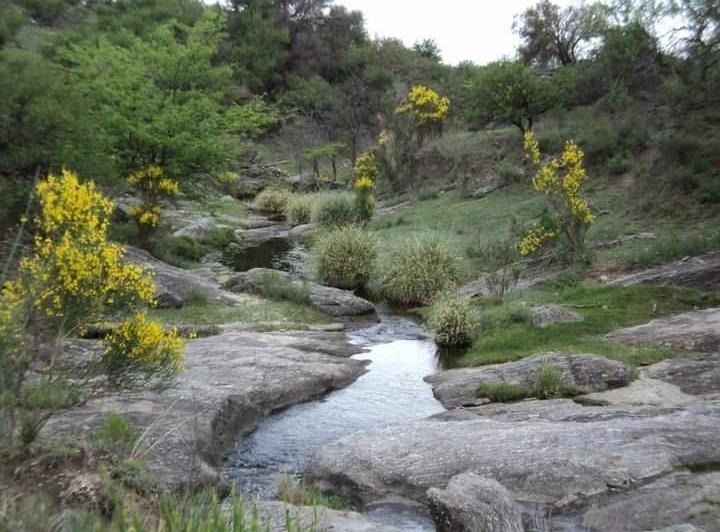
[286,194,315,226]
[257,270,311,305]
[379,235,459,306]
[533,363,577,399]
[94,414,138,456]
[476,382,528,402]
[275,474,346,511]
[427,294,479,346]
[255,188,290,217]
[311,192,358,228]
[314,226,376,290]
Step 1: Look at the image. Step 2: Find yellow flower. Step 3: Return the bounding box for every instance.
[396,85,450,125]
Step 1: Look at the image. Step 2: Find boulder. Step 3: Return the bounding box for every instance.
[123,245,237,308]
[306,402,720,511]
[234,225,289,249]
[173,217,220,239]
[531,304,584,328]
[426,473,523,532]
[288,223,316,240]
[458,267,566,298]
[426,353,629,408]
[610,251,720,291]
[607,308,720,352]
[41,331,368,489]
[224,268,378,319]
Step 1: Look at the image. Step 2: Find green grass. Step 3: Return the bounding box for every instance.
[457,283,720,368]
[476,382,528,402]
[149,299,330,328]
[202,198,248,220]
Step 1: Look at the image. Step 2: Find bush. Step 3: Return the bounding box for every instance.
[311,192,358,228]
[534,362,577,399]
[286,194,315,226]
[255,187,290,217]
[476,382,528,403]
[257,271,311,305]
[151,235,204,267]
[314,227,376,290]
[94,414,138,455]
[379,235,458,306]
[427,295,479,346]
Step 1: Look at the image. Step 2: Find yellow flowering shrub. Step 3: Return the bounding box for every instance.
[353,152,378,223]
[520,132,595,261]
[104,311,185,383]
[127,165,179,236]
[396,85,450,126]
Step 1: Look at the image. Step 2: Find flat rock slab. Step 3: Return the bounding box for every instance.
[306,402,720,512]
[42,331,368,489]
[607,308,720,352]
[234,225,289,248]
[581,377,698,407]
[531,305,584,328]
[253,501,403,532]
[124,245,237,308]
[644,352,720,396]
[609,251,720,291]
[224,268,378,319]
[426,353,629,408]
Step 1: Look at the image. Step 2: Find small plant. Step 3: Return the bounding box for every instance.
[314,227,376,290]
[103,312,185,386]
[151,235,204,267]
[286,194,315,226]
[379,235,458,306]
[427,294,479,346]
[255,188,290,217]
[94,414,138,455]
[534,362,577,399]
[127,165,180,244]
[353,152,378,224]
[476,382,528,403]
[258,271,311,305]
[311,192,358,228]
[481,236,522,299]
[275,474,346,510]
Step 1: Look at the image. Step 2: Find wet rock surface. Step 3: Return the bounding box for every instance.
[41,331,368,489]
[224,268,378,319]
[426,352,629,408]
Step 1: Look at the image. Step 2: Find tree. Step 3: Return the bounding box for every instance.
[672,0,720,80]
[514,0,609,68]
[62,11,239,179]
[413,38,442,61]
[468,61,558,134]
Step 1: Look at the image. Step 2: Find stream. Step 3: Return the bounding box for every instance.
[223,238,446,530]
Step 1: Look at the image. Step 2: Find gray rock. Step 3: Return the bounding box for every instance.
[578,471,720,532]
[239,216,276,230]
[531,305,584,328]
[252,501,403,532]
[458,267,566,298]
[42,331,368,489]
[426,353,629,408]
[426,473,523,532]
[644,352,720,396]
[470,183,503,199]
[234,225,289,248]
[610,251,720,291]
[123,245,237,308]
[306,403,720,508]
[288,223,316,240]
[607,308,720,352]
[173,217,220,239]
[580,377,698,407]
[224,268,377,319]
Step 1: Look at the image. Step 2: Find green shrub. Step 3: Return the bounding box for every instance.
[379,235,459,306]
[534,362,577,399]
[258,271,311,305]
[255,187,290,217]
[417,186,440,201]
[276,474,346,510]
[94,414,138,455]
[311,192,358,228]
[151,235,204,268]
[496,160,525,183]
[202,227,235,250]
[314,227,376,290]
[286,194,315,226]
[476,382,528,402]
[427,295,479,346]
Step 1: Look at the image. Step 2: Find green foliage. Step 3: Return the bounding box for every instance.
[255,188,291,217]
[626,230,720,268]
[286,194,315,226]
[276,474,347,510]
[151,235,204,268]
[94,414,138,455]
[311,192,358,228]
[379,235,459,306]
[427,294,479,346]
[226,98,282,139]
[476,382,528,402]
[257,271,311,305]
[314,226,377,290]
[534,362,577,399]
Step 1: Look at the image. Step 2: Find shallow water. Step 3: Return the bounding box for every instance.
[225,315,444,530]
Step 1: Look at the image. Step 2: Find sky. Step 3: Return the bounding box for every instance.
[336,0,577,65]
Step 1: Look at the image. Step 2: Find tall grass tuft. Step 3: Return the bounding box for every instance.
[313,227,376,290]
[311,192,358,228]
[427,294,479,346]
[286,194,315,226]
[255,188,290,217]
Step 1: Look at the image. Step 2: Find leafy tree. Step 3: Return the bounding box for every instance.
[514,0,609,68]
[671,0,720,80]
[62,11,239,179]
[468,61,558,133]
[94,0,205,37]
[0,0,24,46]
[413,38,442,61]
